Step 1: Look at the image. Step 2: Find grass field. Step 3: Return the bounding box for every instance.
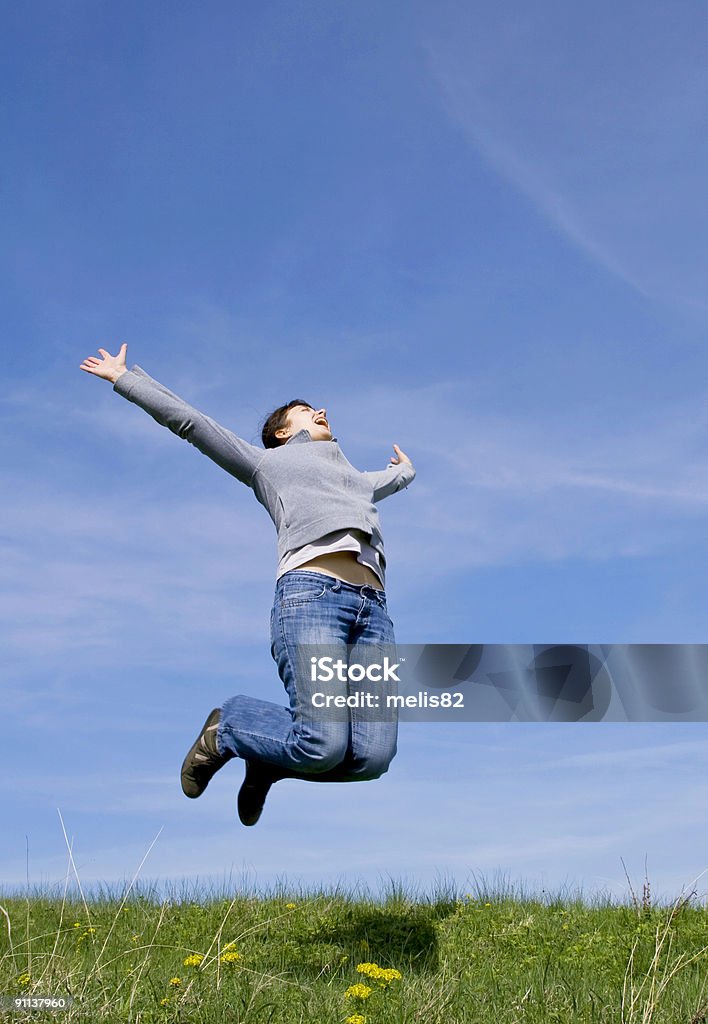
[1,873,707,1024]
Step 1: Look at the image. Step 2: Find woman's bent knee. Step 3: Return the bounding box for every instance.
[356,748,397,781]
[293,731,349,774]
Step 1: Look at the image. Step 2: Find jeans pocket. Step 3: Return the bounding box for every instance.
[278,578,331,606]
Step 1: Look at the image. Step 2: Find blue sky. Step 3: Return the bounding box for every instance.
[3,0,708,904]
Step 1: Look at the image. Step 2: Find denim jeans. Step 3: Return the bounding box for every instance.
[218,571,398,782]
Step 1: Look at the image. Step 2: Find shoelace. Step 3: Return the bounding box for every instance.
[193,725,219,762]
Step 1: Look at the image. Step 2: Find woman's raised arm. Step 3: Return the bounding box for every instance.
[80,344,263,488]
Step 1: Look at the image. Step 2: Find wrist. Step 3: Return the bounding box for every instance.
[111,367,128,384]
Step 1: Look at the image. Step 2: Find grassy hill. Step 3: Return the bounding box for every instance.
[1,883,707,1023]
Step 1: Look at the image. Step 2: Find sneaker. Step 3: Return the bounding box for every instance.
[181,709,234,798]
[237,760,282,826]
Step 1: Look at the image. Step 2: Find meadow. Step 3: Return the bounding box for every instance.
[1,877,707,1023]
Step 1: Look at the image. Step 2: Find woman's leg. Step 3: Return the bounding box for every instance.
[209,574,399,824]
[216,572,398,826]
[237,580,399,785]
[218,572,356,775]
[297,585,399,783]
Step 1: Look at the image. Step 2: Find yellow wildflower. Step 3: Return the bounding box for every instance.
[285,902,296,909]
[376,967,401,986]
[346,1015,367,1024]
[220,950,240,964]
[356,962,401,986]
[160,997,170,1006]
[344,983,372,1000]
[169,977,181,987]
[356,962,380,977]
[17,973,31,987]
[73,922,81,928]
[183,953,204,967]
[131,935,141,943]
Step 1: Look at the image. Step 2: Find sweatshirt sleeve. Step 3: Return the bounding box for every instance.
[361,460,416,502]
[113,365,263,487]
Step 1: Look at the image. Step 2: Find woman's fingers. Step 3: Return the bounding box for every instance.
[95,343,127,361]
[79,356,103,371]
[391,444,411,464]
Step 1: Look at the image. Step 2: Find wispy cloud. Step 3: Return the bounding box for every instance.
[5,371,708,695]
[331,377,708,577]
[538,739,708,772]
[422,5,708,309]
[4,768,706,899]
[0,446,275,670]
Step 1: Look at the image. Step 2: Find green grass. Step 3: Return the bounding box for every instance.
[1,880,707,1023]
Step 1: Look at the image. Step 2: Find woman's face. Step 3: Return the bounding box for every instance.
[277,404,332,443]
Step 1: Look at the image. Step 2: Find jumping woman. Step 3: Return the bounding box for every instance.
[80,343,416,826]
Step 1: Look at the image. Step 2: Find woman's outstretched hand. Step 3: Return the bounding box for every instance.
[389,444,412,465]
[80,343,128,384]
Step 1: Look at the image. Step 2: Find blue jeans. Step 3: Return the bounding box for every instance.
[218,571,398,782]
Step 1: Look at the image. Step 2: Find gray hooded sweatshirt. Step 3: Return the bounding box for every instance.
[114,366,415,585]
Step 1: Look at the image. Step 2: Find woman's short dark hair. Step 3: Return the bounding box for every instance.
[261,399,313,449]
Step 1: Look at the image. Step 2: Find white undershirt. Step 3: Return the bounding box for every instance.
[277,528,384,586]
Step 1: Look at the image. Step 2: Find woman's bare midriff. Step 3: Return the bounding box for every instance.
[295,550,384,590]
